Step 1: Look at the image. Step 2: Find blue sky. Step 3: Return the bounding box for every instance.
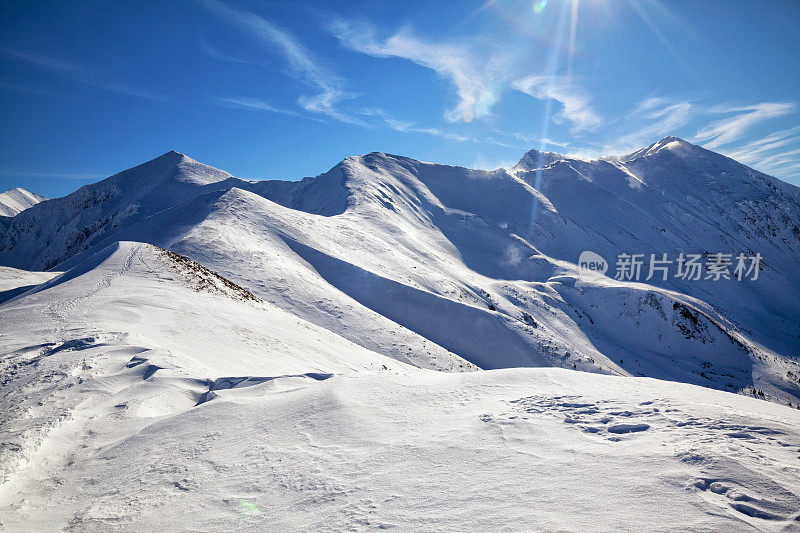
[1,0,799,198]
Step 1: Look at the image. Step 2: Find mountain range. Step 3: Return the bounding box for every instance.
[2,137,798,398]
[1,138,799,530]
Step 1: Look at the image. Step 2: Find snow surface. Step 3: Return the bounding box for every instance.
[1,139,800,530]
[0,266,59,293]
[1,243,799,530]
[0,188,46,217]
[0,266,60,305]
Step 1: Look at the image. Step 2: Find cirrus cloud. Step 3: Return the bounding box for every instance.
[330,19,503,123]
[198,0,363,125]
[694,102,797,149]
[512,76,602,133]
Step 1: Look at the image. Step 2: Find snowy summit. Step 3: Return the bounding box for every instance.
[0,187,46,217]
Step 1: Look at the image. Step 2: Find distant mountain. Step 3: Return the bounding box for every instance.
[0,187,46,218]
[0,187,47,237]
[0,187,47,233]
[2,139,799,403]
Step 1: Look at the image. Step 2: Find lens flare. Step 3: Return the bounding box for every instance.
[533,0,548,14]
[238,500,261,524]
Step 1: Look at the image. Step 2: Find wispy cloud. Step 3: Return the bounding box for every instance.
[693,102,797,149]
[634,96,679,114]
[220,96,326,122]
[360,108,515,147]
[331,19,503,123]
[384,119,473,142]
[723,125,800,164]
[720,126,800,178]
[198,0,362,124]
[612,97,693,151]
[220,96,299,116]
[0,47,84,73]
[199,38,255,65]
[202,2,519,145]
[324,13,798,181]
[330,18,604,134]
[80,79,168,102]
[552,96,800,181]
[745,149,800,177]
[512,76,601,132]
[1,47,167,101]
[507,133,571,150]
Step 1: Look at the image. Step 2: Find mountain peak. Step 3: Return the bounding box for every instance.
[0,187,47,217]
[1,186,44,197]
[150,150,190,165]
[657,136,688,144]
[619,136,699,162]
[109,150,233,187]
[514,148,568,171]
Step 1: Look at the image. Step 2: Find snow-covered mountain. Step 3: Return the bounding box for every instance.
[0,187,47,234]
[2,139,800,530]
[0,187,46,218]
[0,152,251,271]
[4,138,797,399]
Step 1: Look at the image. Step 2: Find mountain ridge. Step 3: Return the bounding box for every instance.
[1,139,798,403]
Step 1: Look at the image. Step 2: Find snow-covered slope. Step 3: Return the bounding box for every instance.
[514,137,800,357]
[0,265,61,305]
[34,141,798,407]
[2,264,799,531]
[0,187,46,217]
[0,153,283,271]
[0,241,414,484]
